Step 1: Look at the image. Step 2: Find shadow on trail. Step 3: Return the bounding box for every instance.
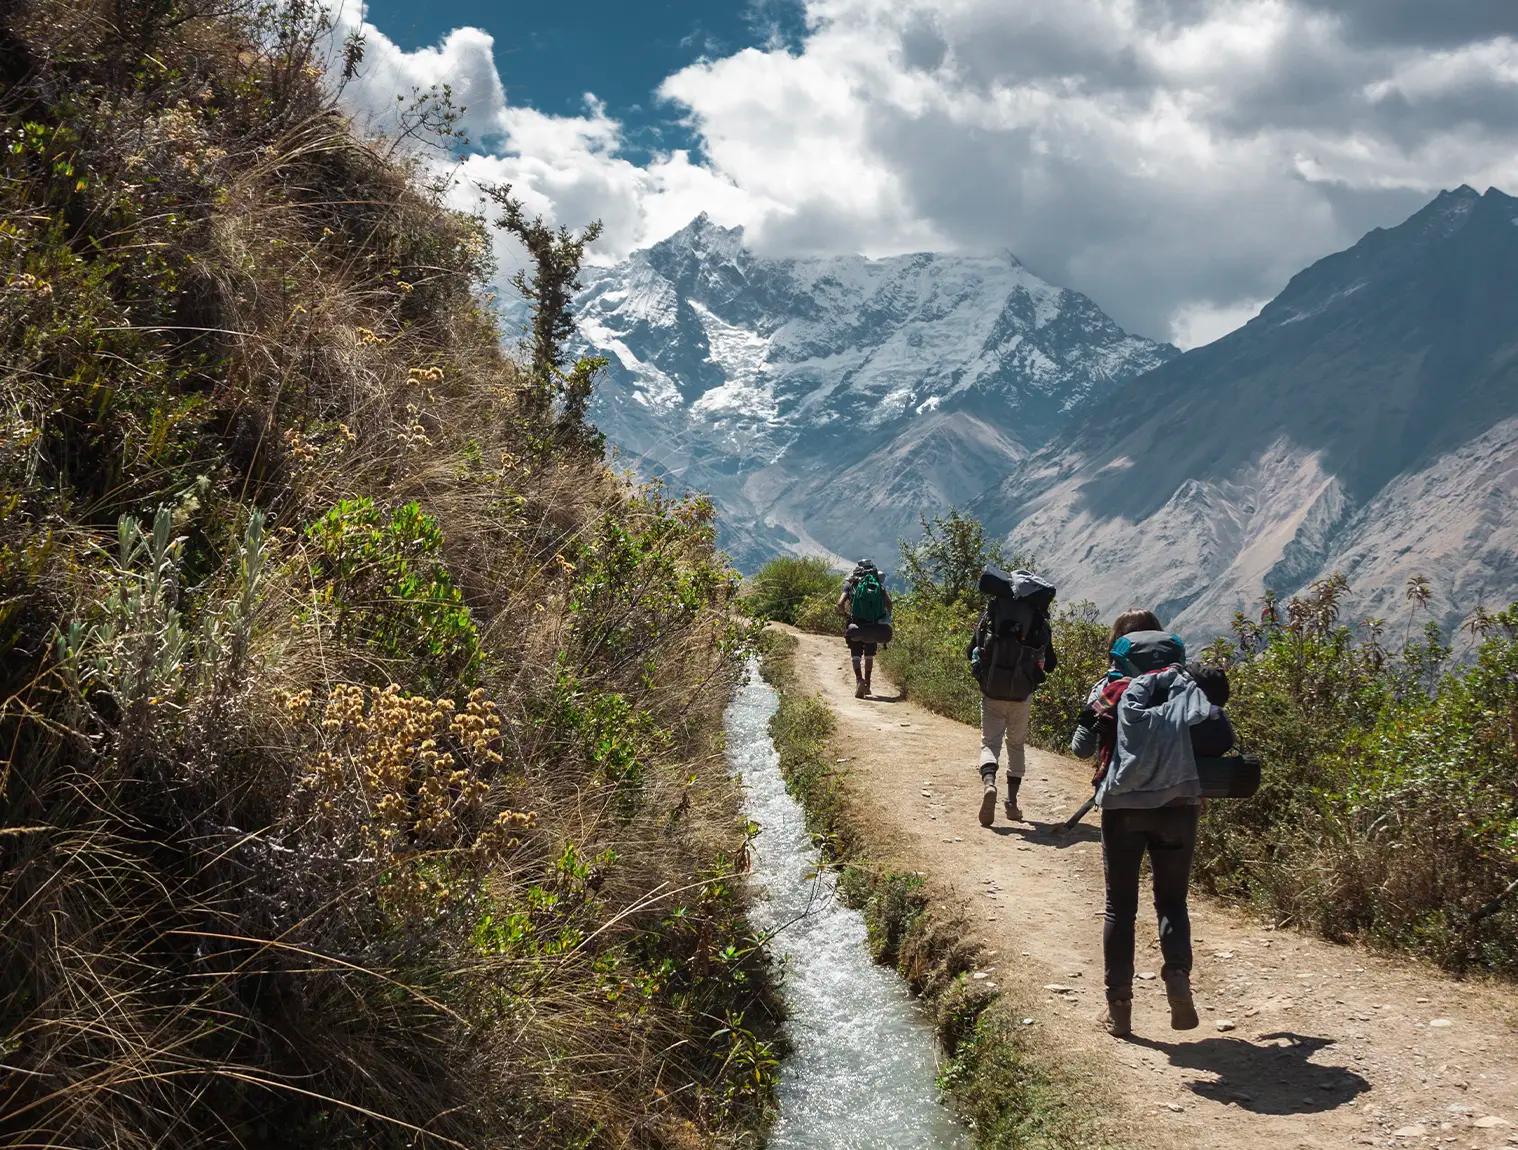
[990,821,1101,847]
[1127,1032,1370,1115]
[863,693,906,704]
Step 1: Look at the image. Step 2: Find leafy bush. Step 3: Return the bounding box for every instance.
[742,555,839,625]
[1194,590,1518,974]
[1027,603,1109,752]
[306,497,481,687]
[793,589,842,635]
[879,594,980,724]
[899,508,1013,607]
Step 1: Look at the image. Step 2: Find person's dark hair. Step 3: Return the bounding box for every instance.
[1108,608,1162,653]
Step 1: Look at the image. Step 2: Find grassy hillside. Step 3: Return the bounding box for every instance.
[0,3,778,1147]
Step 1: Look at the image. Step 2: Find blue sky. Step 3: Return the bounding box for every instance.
[357,0,806,162]
[339,0,1518,346]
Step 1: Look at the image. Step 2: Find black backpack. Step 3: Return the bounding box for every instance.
[970,567,1056,702]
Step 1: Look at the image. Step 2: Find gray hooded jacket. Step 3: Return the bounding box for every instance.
[1095,667,1209,810]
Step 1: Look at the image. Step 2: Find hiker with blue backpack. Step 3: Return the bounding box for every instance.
[836,560,893,698]
[966,567,1059,825]
[1069,618,1240,1039]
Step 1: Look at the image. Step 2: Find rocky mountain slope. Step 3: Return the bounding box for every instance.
[569,215,1176,568]
[979,185,1518,640]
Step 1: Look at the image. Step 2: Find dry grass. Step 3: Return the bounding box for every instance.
[0,2,778,1146]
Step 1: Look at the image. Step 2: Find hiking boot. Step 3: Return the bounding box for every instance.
[1164,971,1199,1031]
[978,778,998,826]
[1004,779,1022,822]
[1103,998,1132,1038]
[854,680,868,699]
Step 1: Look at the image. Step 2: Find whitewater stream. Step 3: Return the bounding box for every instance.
[726,662,972,1149]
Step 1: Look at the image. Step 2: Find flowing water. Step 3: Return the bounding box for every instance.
[726,662,973,1149]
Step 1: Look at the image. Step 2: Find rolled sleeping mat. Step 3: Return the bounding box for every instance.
[1195,755,1261,799]
[846,620,894,646]
[979,564,1057,605]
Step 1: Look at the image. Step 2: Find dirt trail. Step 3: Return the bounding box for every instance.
[780,627,1518,1150]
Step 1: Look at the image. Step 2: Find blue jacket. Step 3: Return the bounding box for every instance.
[1095,667,1209,809]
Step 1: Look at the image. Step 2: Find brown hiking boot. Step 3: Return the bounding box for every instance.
[1164,971,1199,1030]
[854,680,868,698]
[978,778,997,826]
[1003,796,1022,822]
[1103,998,1132,1038]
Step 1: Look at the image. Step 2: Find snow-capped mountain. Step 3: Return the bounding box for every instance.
[978,185,1518,641]
[571,214,1176,568]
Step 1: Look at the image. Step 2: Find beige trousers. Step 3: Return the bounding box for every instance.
[979,695,1029,779]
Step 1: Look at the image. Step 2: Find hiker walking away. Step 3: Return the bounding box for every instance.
[1071,625,1210,1039]
[837,560,892,699]
[967,567,1057,826]
[1068,612,1235,824]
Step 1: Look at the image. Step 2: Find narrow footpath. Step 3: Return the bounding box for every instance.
[780,626,1518,1150]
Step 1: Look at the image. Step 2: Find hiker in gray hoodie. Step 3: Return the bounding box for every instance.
[1089,660,1211,1039]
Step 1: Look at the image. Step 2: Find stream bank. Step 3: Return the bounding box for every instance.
[752,631,1115,1149]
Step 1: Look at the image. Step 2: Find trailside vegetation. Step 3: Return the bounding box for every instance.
[878,514,1518,977]
[1194,580,1518,975]
[740,555,839,627]
[0,2,778,1147]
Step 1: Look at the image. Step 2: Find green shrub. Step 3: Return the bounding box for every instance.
[1195,597,1518,974]
[899,508,1014,607]
[742,555,839,624]
[793,589,842,635]
[1028,603,1109,752]
[878,594,980,724]
[306,496,481,687]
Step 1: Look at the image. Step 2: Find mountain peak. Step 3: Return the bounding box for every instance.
[661,212,746,256]
[571,222,1175,570]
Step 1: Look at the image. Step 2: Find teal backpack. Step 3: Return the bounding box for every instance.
[850,572,887,623]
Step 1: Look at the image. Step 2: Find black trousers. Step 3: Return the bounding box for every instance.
[1100,804,1200,1002]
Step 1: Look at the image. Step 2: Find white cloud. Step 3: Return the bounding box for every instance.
[337,0,1518,343]
[333,4,507,145]
[1170,299,1266,350]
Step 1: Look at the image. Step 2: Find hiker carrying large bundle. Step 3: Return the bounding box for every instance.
[836,559,893,699]
[965,565,1058,826]
[1068,612,1215,1040]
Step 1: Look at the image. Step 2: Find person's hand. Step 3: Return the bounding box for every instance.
[1075,704,1098,731]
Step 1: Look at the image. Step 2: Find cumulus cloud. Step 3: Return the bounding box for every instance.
[337,0,1518,346]
[333,5,507,145]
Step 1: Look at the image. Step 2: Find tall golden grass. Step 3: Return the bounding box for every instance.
[1,2,778,1145]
